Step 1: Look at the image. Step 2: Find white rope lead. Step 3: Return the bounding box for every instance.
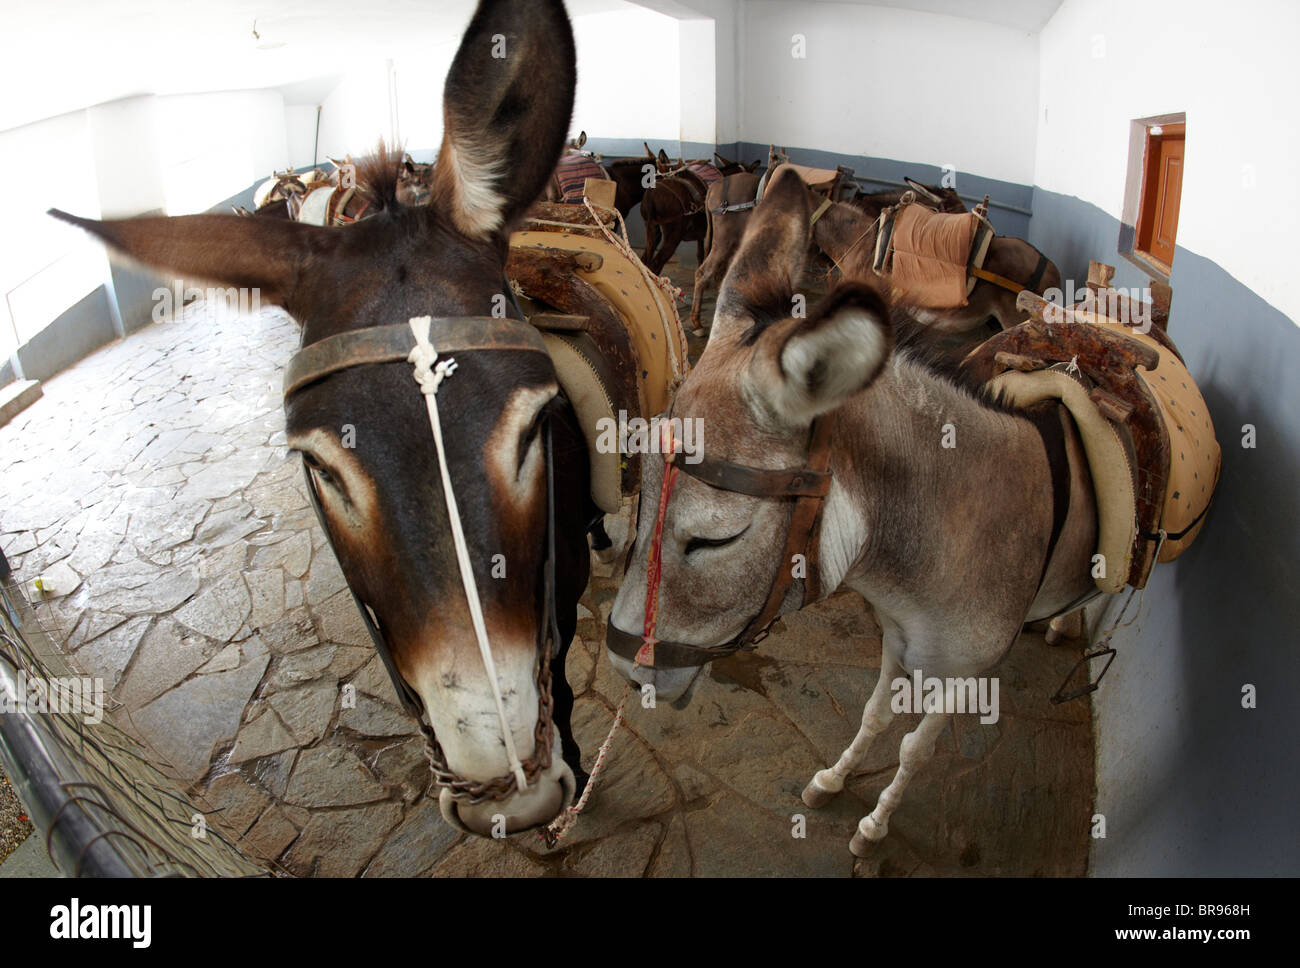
[544,683,632,846]
[407,315,529,792]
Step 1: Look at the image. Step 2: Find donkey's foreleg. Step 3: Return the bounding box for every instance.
[850,710,949,855]
[802,650,902,808]
[691,246,726,333]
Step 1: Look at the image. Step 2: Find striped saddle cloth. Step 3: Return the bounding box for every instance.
[685,162,722,186]
[555,152,608,201]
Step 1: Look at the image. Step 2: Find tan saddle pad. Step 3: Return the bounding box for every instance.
[964,312,1220,591]
[875,204,994,309]
[755,163,843,204]
[782,163,841,193]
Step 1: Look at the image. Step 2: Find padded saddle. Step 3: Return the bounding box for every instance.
[962,303,1220,591]
[874,202,995,309]
[506,208,689,514]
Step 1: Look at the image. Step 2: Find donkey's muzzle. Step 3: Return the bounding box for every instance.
[439,749,575,837]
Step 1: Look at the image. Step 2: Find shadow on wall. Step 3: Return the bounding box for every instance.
[1034,189,1300,875]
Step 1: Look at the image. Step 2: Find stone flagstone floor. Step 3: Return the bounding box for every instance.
[0,263,1095,877]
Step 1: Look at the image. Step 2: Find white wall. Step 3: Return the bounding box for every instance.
[300,7,683,162]
[315,61,399,163]
[677,17,717,146]
[0,87,296,353]
[632,0,739,146]
[1034,0,1300,323]
[87,98,165,218]
[389,42,462,159]
[739,1,1040,184]
[0,110,106,352]
[695,0,742,145]
[572,9,681,143]
[285,105,322,170]
[154,90,290,214]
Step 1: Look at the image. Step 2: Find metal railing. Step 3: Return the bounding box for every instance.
[0,547,267,878]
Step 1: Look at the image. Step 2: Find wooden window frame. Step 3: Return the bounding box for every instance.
[1119,112,1186,282]
[1135,121,1185,273]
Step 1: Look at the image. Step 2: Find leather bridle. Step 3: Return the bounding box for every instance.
[606,411,837,669]
[284,313,564,804]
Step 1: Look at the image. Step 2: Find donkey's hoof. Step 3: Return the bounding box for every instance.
[1045,611,1084,646]
[849,816,886,856]
[848,831,874,857]
[801,770,843,809]
[691,327,707,338]
[802,784,837,809]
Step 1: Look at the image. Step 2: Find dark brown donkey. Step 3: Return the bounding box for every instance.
[852,177,965,218]
[52,0,596,838]
[640,164,711,275]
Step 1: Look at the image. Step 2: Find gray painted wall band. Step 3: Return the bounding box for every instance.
[11,286,116,385]
[1030,187,1299,877]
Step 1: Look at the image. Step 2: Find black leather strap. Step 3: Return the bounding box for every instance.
[605,618,754,669]
[283,317,549,400]
[1026,251,1051,294]
[675,457,831,498]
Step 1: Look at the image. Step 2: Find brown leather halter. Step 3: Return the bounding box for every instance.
[606,411,837,669]
[284,314,564,804]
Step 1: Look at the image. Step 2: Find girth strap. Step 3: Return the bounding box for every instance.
[1026,251,1051,293]
[1028,403,1072,598]
[971,267,1028,294]
[710,199,757,216]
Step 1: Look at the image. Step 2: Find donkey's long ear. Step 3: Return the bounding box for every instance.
[904,176,944,204]
[432,0,575,239]
[747,282,892,429]
[712,165,811,340]
[49,209,327,306]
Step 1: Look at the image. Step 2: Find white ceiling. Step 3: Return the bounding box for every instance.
[0,0,627,131]
[1,0,1062,132]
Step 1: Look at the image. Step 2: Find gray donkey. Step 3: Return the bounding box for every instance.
[606,165,1100,855]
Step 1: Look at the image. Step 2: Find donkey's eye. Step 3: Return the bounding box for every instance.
[685,526,749,556]
[303,452,341,492]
